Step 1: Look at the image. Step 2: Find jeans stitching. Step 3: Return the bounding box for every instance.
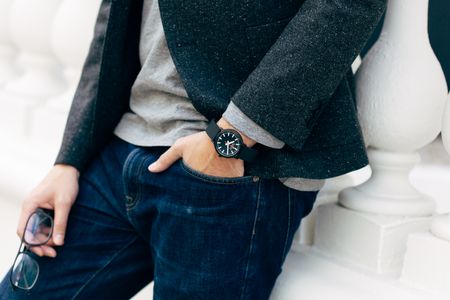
[122,148,143,188]
[71,236,139,300]
[122,148,144,209]
[281,189,292,261]
[239,182,261,300]
[131,154,155,210]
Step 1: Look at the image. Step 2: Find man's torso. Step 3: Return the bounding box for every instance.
[113,0,325,191]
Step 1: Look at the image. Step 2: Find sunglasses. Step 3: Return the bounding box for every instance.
[9,208,54,290]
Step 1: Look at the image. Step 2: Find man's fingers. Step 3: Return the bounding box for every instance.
[29,245,57,258]
[40,245,57,257]
[53,198,71,246]
[148,141,183,172]
[16,203,37,240]
[29,246,44,257]
[45,239,57,247]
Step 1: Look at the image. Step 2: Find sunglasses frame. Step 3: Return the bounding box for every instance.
[9,208,54,291]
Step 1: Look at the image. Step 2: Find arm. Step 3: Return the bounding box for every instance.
[222,101,285,149]
[227,0,386,151]
[25,0,139,258]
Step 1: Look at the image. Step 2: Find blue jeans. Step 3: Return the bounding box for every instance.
[0,135,319,299]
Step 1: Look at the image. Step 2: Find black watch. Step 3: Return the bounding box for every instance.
[205,119,259,162]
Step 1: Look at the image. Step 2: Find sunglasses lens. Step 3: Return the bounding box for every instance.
[24,211,52,245]
[11,253,39,290]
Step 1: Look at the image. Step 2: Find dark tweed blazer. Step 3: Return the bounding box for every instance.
[54,0,386,179]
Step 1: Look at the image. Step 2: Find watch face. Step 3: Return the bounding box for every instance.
[215,129,242,158]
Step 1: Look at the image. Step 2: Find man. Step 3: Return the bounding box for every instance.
[0,0,386,298]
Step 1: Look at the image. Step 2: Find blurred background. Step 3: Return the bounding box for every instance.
[0,0,450,299]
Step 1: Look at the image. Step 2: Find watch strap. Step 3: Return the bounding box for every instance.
[236,145,258,162]
[206,119,221,140]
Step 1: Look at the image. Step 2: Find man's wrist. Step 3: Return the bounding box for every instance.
[54,163,80,179]
[216,117,257,148]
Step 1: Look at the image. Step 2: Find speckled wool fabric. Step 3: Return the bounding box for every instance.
[114,0,325,191]
[55,0,387,180]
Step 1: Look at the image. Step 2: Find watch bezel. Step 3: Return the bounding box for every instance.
[214,129,243,158]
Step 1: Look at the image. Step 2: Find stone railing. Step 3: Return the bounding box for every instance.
[295,0,450,297]
[1,0,449,299]
[0,0,101,200]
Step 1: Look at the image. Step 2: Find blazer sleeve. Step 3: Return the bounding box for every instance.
[228,0,386,152]
[54,0,142,173]
[222,101,285,149]
[53,0,112,172]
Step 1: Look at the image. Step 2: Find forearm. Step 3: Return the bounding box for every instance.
[221,101,285,149]
[228,0,386,151]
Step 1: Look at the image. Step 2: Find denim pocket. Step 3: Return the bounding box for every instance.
[179,159,256,185]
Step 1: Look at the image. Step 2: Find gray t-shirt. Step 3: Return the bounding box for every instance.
[114,0,325,191]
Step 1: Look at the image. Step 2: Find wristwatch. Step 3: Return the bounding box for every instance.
[205,119,259,162]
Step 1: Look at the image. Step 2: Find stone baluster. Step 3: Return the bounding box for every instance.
[30,0,102,150]
[292,167,371,248]
[399,93,450,296]
[340,0,447,216]
[50,0,102,109]
[0,0,66,140]
[443,93,450,153]
[0,0,20,86]
[430,213,450,241]
[432,93,450,242]
[314,0,448,276]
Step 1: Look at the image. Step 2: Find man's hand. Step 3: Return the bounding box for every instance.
[148,118,256,177]
[17,164,79,258]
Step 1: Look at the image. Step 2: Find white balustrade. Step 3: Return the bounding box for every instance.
[430,93,450,242]
[0,0,20,85]
[0,0,65,141]
[398,94,450,296]
[430,214,450,241]
[0,0,449,299]
[443,93,450,153]
[4,0,65,98]
[50,0,102,109]
[314,0,448,276]
[339,0,448,216]
[30,0,102,149]
[293,167,371,248]
[0,0,100,201]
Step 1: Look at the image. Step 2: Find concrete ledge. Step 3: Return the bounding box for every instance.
[314,203,431,276]
[401,231,450,296]
[271,246,440,300]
